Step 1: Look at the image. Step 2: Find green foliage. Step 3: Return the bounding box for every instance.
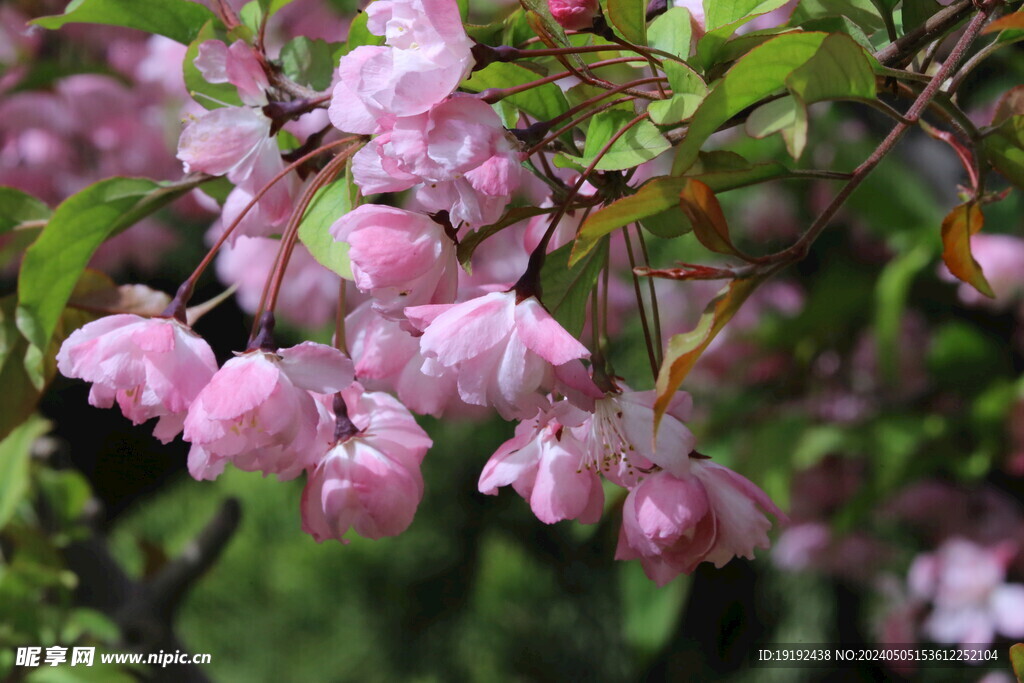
[462,62,570,122]
[0,188,51,235]
[0,416,50,530]
[540,238,608,337]
[580,110,670,171]
[298,176,354,280]
[647,7,693,59]
[607,0,647,45]
[280,37,343,91]
[32,0,217,44]
[17,176,206,363]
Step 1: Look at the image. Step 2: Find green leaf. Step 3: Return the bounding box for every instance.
[648,7,693,59]
[0,415,49,530]
[280,37,343,91]
[607,0,647,45]
[704,0,791,30]
[673,31,827,174]
[746,96,808,158]
[985,115,1024,190]
[790,0,884,33]
[647,61,708,124]
[16,176,207,358]
[340,10,385,56]
[689,150,794,190]
[786,32,876,103]
[582,110,669,171]
[654,274,765,428]
[260,0,297,13]
[31,0,217,44]
[462,62,569,122]
[0,188,51,234]
[874,244,930,384]
[540,238,608,337]
[298,176,353,280]
[940,201,993,299]
[571,176,688,265]
[184,21,244,109]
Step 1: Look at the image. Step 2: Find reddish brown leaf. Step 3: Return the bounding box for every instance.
[679,178,739,257]
[982,11,1024,34]
[941,201,994,299]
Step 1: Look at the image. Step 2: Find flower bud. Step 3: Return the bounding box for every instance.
[548,0,599,31]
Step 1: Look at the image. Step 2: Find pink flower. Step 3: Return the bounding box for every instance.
[56,315,218,443]
[406,291,591,419]
[909,538,1024,647]
[193,40,270,106]
[479,400,604,524]
[328,0,473,130]
[183,342,354,481]
[302,384,431,543]
[576,389,695,486]
[330,205,457,320]
[351,96,523,226]
[548,0,599,30]
[616,459,787,586]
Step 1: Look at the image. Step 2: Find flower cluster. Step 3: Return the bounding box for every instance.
[50,0,789,580]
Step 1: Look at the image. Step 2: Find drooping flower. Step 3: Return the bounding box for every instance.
[615,458,787,586]
[183,342,354,481]
[328,0,474,131]
[56,315,218,443]
[193,39,270,106]
[406,291,591,419]
[479,400,604,524]
[548,0,599,31]
[330,205,457,321]
[302,384,431,543]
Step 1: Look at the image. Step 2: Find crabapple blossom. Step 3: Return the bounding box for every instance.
[548,0,600,31]
[328,0,474,133]
[56,315,218,443]
[479,400,604,524]
[194,40,270,106]
[406,291,591,419]
[330,205,458,321]
[183,342,354,481]
[350,96,523,226]
[909,538,1024,647]
[302,384,431,543]
[616,459,787,586]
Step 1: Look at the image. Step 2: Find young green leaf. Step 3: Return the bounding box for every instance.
[673,31,827,174]
[16,176,207,358]
[1010,643,1024,682]
[940,201,994,299]
[32,0,217,44]
[298,176,354,280]
[647,61,708,124]
[607,0,647,46]
[985,115,1024,190]
[540,238,608,337]
[786,32,876,103]
[280,37,343,91]
[746,96,808,158]
[654,274,765,428]
[647,7,693,59]
[582,111,669,171]
[696,0,791,68]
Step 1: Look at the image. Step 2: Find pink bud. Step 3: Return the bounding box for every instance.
[548,0,599,31]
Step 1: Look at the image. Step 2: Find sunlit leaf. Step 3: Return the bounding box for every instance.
[647,7,693,59]
[673,31,827,174]
[299,175,353,280]
[940,201,994,299]
[581,111,669,171]
[462,62,569,122]
[31,0,217,44]
[1010,642,1024,682]
[16,176,207,360]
